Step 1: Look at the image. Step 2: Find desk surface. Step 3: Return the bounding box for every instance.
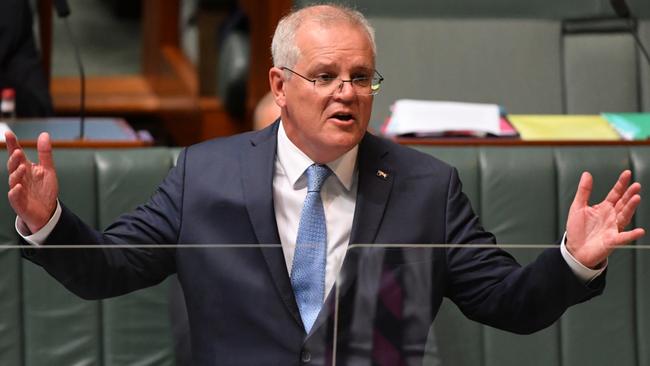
[395,137,650,146]
[3,118,151,148]
[7,118,648,148]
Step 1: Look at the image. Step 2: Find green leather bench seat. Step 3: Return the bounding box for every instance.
[0,148,182,366]
[416,145,650,366]
[1,145,649,365]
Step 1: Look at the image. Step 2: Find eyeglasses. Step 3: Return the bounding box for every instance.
[281,67,384,96]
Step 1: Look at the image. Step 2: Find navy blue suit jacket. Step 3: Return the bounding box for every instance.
[26,122,604,365]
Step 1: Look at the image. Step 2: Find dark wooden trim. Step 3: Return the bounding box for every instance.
[240,0,292,129]
[141,0,180,78]
[37,0,53,85]
[197,10,227,96]
[52,76,180,114]
[1,140,151,148]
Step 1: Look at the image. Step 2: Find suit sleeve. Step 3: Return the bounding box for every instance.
[442,167,605,334]
[22,149,188,300]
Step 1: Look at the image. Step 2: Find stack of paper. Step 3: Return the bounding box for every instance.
[382,99,513,137]
[602,113,650,140]
[508,115,620,140]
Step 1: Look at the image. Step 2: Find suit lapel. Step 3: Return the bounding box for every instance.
[312,134,395,334]
[241,121,303,327]
[341,133,394,300]
[349,133,394,245]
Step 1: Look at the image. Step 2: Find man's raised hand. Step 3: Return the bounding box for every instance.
[5,131,59,234]
[566,170,645,269]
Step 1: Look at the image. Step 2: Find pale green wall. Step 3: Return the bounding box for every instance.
[295,0,650,18]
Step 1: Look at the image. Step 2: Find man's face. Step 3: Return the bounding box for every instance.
[271,21,375,163]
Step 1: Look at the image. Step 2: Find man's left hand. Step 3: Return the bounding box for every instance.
[566,170,645,269]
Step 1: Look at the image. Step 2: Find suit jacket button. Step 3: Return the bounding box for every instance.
[301,349,311,363]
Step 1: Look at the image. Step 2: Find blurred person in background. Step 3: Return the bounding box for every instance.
[0,0,53,117]
[253,91,281,130]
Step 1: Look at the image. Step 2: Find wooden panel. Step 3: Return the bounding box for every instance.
[52,76,157,114]
[43,0,290,144]
[161,97,242,147]
[141,0,180,79]
[52,75,202,116]
[37,0,53,85]
[0,141,150,148]
[198,10,227,96]
[240,0,292,127]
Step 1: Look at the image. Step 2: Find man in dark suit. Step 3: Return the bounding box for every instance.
[0,0,53,117]
[4,4,645,366]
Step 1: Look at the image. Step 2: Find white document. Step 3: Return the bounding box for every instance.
[0,122,11,142]
[383,99,502,136]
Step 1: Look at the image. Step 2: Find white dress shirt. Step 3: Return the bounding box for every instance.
[274,121,358,300]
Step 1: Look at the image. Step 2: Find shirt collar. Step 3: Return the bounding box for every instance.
[277,120,357,191]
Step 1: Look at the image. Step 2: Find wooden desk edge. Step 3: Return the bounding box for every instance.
[1,140,153,148]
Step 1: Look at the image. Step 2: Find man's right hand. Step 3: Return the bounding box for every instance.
[5,131,59,234]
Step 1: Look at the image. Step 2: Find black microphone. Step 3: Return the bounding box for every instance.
[53,0,86,139]
[610,0,630,18]
[610,0,650,71]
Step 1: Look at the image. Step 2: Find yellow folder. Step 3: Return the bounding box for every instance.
[508,115,620,140]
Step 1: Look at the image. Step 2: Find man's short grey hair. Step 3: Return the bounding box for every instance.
[271,4,376,68]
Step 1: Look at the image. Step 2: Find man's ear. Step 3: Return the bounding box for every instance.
[269,67,287,108]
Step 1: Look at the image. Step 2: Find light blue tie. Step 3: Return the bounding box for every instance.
[291,164,332,333]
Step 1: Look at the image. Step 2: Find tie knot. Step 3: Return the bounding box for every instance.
[306,164,332,192]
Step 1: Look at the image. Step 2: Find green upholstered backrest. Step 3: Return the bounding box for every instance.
[1,145,649,365]
[0,148,182,366]
[414,145,650,366]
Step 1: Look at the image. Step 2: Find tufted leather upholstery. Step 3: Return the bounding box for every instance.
[0,144,649,365]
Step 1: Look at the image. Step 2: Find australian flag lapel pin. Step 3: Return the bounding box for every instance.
[376,169,389,180]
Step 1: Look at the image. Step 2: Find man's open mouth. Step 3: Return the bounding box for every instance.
[331,113,354,121]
